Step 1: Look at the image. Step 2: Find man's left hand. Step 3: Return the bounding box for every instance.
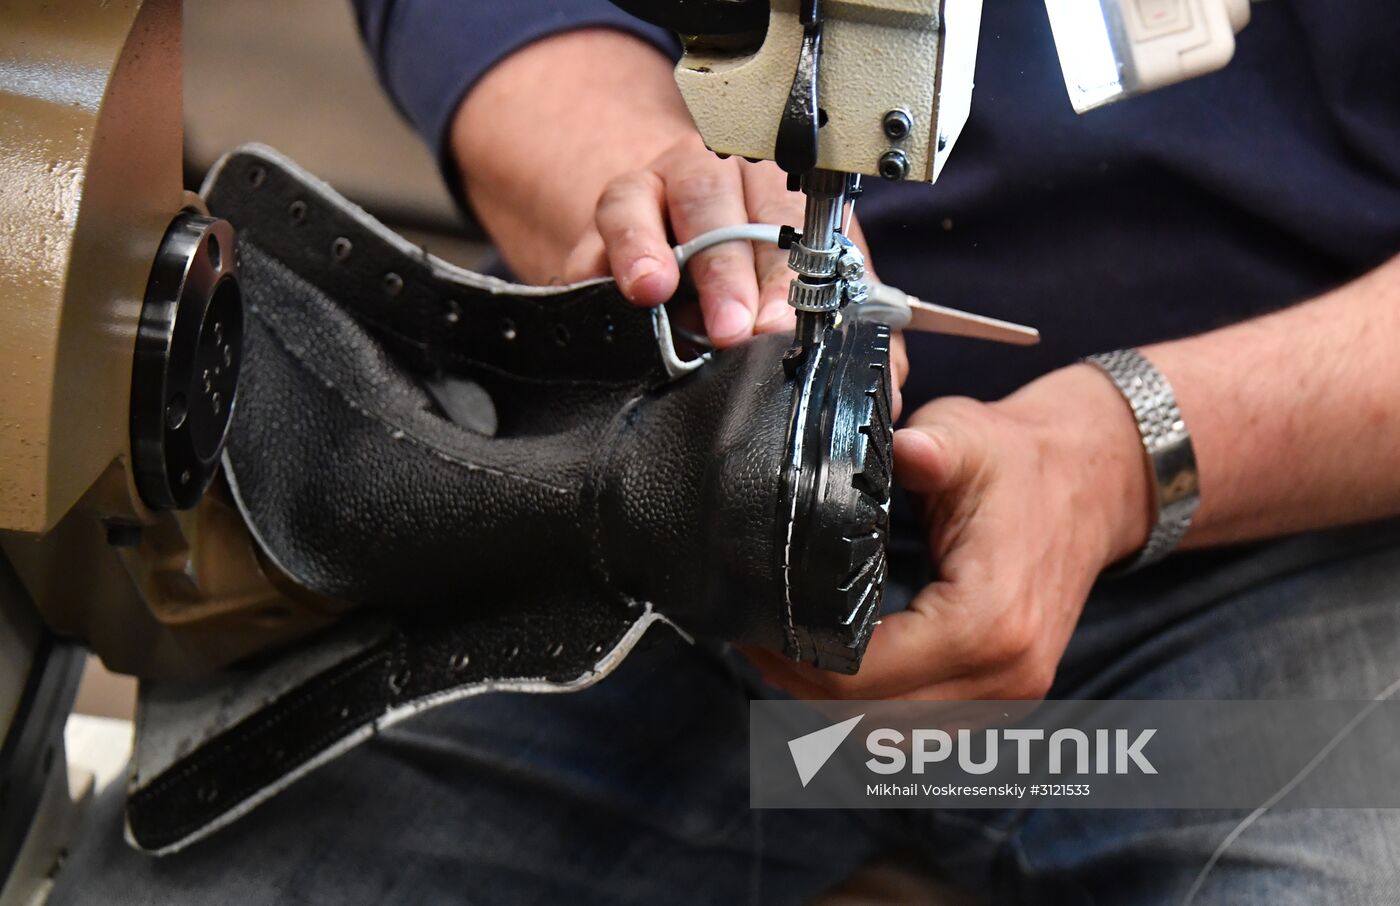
[752,364,1152,700]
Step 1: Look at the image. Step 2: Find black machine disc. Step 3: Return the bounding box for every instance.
[130,213,244,510]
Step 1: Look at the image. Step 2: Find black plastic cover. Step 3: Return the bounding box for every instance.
[607,0,769,35]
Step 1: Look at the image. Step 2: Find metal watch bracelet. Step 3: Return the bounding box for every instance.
[1084,348,1200,572]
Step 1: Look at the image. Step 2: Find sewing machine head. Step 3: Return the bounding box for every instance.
[606,0,1252,351]
[611,0,1251,183]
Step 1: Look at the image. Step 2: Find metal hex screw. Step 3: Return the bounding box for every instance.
[879,150,910,181]
[882,109,913,141]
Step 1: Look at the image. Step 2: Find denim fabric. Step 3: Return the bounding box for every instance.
[52,520,1400,905]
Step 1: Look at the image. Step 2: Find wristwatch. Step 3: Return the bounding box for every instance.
[1085,348,1200,571]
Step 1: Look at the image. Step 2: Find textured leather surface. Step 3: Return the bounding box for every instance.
[591,332,795,649]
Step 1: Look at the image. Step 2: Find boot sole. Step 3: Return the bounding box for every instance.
[781,315,894,674]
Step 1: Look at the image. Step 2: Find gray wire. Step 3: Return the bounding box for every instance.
[1181,672,1400,905]
[672,224,784,271]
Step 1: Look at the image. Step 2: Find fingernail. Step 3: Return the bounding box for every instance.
[625,256,663,297]
[755,299,791,331]
[895,427,939,459]
[710,299,753,342]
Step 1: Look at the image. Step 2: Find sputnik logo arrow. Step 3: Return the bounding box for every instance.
[788,714,865,787]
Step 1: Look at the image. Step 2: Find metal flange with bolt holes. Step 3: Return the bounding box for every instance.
[130,213,244,510]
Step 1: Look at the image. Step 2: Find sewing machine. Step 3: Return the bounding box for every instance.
[610,0,1251,342]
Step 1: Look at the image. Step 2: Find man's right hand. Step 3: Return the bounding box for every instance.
[451,28,896,392]
[561,133,817,347]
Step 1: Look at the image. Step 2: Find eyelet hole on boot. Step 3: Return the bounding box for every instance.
[382,272,403,297]
[554,324,571,347]
[501,318,517,341]
[288,199,307,223]
[331,237,352,262]
[602,315,615,342]
[444,299,461,325]
[247,166,266,188]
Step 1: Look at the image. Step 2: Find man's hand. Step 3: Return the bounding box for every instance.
[559,132,881,349]
[452,30,890,352]
[457,38,780,337]
[560,133,803,345]
[553,129,905,407]
[752,364,1152,700]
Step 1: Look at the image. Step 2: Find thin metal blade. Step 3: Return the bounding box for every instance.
[905,298,1040,345]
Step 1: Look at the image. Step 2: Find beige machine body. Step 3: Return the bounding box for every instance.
[671,0,1251,182]
[0,5,346,897]
[674,0,982,184]
[0,0,180,535]
[0,0,339,682]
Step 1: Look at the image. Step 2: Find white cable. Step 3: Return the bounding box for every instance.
[672,224,783,271]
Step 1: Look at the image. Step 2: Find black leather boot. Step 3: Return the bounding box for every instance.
[121,146,894,855]
[206,146,893,674]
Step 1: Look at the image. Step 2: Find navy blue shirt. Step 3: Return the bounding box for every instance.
[354,2,1400,408]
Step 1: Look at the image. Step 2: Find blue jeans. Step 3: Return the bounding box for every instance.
[52,520,1400,905]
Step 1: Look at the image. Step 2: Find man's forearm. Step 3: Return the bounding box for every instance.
[1143,253,1400,547]
[1013,254,1400,557]
[450,29,693,284]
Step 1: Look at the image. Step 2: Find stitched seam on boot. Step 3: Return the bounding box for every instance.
[581,394,646,596]
[781,340,828,661]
